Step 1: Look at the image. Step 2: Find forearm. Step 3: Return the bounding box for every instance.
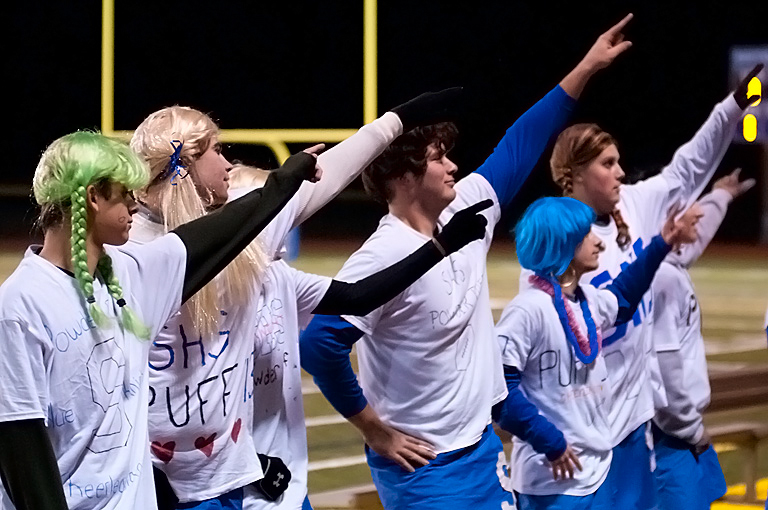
[492,366,567,460]
[312,241,442,316]
[559,61,599,100]
[654,351,705,444]
[0,419,68,510]
[299,315,367,418]
[294,113,403,226]
[673,189,731,267]
[174,155,310,302]
[607,235,671,325]
[475,85,576,207]
[659,95,743,210]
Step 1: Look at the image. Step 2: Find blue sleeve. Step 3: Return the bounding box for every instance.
[491,365,567,461]
[475,85,577,207]
[606,235,672,326]
[299,314,367,418]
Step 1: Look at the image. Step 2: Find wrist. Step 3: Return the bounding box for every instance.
[348,405,383,435]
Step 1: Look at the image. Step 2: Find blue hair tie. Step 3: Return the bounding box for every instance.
[166,140,188,185]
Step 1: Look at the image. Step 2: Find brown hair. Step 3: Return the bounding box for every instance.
[362,122,458,203]
[550,123,631,250]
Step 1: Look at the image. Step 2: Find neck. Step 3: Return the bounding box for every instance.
[39,224,103,275]
[388,196,443,237]
[569,188,612,217]
[139,189,164,219]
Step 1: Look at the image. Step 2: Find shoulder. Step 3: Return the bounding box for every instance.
[497,290,551,329]
[451,173,499,208]
[339,216,422,275]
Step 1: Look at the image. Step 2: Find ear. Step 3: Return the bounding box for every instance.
[86,184,102,213]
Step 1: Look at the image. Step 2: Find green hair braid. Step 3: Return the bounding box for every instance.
[70,185,111,328]
[97,256,151,340]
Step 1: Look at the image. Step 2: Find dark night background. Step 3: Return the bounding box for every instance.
[5,0,768,246]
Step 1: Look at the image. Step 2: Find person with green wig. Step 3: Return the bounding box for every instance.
[0,130,322,510]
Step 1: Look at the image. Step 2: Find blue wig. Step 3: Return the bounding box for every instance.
[514,197,596,277]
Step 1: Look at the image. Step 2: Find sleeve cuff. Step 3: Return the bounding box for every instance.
[379,111,404,137]
[709,188,734,207]
[544,435,568,462]
[554,84,578,109]
[722,93,745,119]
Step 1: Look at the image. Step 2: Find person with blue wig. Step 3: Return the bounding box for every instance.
[493,196,696,510]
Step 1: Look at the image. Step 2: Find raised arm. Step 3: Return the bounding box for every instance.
[673,168,754,267]
[476,14,633,207]
[606,208,695,325]
[174,150,319,302]
[627,64,762,228]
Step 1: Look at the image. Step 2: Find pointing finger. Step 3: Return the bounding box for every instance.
[606,13,634,36]
[463,199,494,215]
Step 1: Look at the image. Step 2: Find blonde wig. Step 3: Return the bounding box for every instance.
[131,106,269,338]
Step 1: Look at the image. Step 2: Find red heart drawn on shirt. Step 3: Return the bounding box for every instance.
[231,418,242,443]
[151,441,176,464]
[194,433,217,457]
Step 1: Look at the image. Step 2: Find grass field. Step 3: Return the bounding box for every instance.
[2,240,767,508]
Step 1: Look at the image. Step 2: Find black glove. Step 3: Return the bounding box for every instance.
[391,87,464,133]
[276,151,320,184]
[253,453,292,501]
[733,63,763,109]
[434,199,493,255]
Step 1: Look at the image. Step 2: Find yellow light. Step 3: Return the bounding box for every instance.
[743,114,757,142]
[747,77,761,106]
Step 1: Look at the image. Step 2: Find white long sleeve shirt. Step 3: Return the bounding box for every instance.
[652,188,732,443]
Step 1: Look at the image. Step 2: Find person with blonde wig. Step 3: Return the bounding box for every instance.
[128,89,491,510]
[522,63,763,508]
[0,130,321,510]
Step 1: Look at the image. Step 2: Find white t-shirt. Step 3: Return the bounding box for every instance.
[133,212,265,503]
[243,260,329,510]
[496,284,617,496]
[520,94,743,446]
[338,173,507,454]
[0,235,186,510]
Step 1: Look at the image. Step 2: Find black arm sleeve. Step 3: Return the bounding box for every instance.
[174,153,313,303]
[0,419,68,510]
[312,240,443,316]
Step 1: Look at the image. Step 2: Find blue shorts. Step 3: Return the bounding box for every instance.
[515,478,612,510]
[603,423,658,510]
[652,425,726,509]
[177,487,244,510]
[366,425,515,510]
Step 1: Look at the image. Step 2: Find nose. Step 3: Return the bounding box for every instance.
[615,164,625,181]
[596,237,605,252]
[445,156,458,175]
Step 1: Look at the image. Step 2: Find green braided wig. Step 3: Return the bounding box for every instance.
[33,131,152,340]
